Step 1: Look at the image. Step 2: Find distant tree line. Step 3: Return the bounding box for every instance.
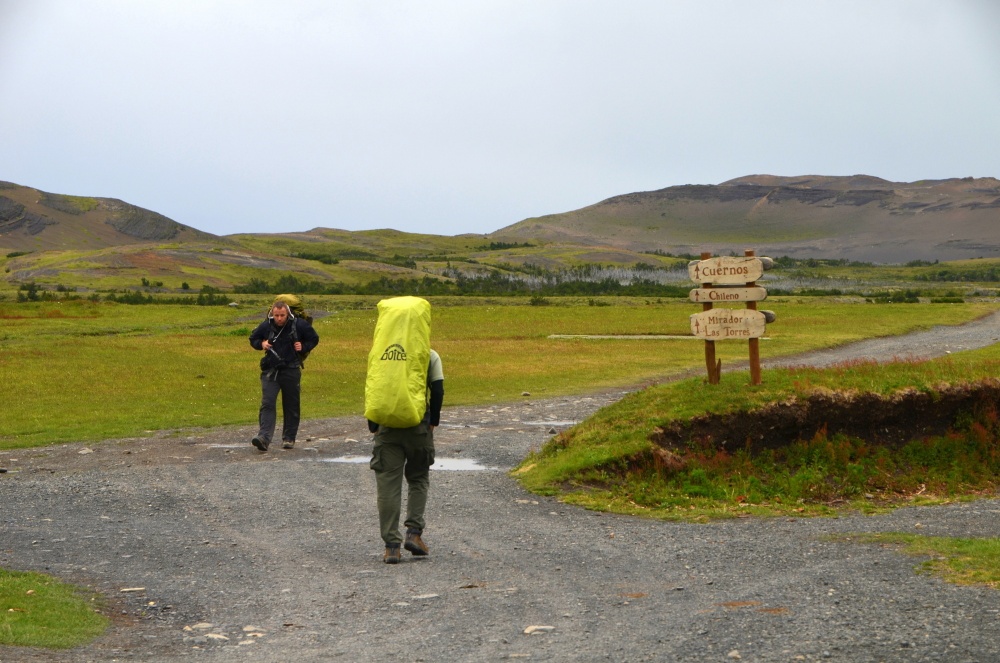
[914,267,1000,282]
[14,282,232,305]
[232,270,690,297]
[771,256,874,268]
[293,250,417,269]
[476,241,535,250]
[103,285,231,305]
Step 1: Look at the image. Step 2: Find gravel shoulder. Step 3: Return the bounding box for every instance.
[4,311,1000,662]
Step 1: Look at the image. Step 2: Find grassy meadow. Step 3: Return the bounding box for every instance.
[2,296,997,449]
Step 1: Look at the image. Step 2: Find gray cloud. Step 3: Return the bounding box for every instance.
[1,0,997,237]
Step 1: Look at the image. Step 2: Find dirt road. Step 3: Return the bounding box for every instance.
[4,311,1000,662]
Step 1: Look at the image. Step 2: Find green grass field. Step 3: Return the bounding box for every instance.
[0,569,108,648]
[2,296,997,449]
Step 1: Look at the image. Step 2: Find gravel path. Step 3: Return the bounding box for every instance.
[4,311,1000,662]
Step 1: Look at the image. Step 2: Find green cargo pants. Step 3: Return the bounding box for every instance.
[370,422,435,545]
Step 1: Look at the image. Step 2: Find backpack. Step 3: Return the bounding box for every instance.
[364,296,431,428]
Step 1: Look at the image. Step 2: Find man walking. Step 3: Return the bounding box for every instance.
[249,298,319,452]
[364,297,444,564]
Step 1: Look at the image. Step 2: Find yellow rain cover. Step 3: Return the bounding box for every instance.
[364,296,432,428]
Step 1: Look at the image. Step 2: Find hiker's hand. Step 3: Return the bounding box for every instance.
[294,341,302,352]
[262,340,272,351]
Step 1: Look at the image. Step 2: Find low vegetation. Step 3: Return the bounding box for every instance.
[514,342,1000,521]
[0,569,108,648]
[831,533,1000,589]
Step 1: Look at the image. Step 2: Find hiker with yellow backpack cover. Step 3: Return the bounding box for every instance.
[365,296,444,564]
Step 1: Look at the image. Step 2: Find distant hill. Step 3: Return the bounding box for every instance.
[490,175,1000,263]
[0,181,217,252]
[5,174,1000,295]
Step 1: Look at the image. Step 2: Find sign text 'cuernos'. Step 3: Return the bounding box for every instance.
[688,257,765,284]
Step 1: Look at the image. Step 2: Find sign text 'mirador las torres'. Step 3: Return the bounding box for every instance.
[690,308,767,339]
[688,256,764,285]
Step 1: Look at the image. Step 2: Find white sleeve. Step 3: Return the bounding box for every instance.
[427,349,444,382]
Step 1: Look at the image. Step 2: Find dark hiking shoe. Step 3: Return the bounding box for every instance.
[251,436,269,452]
[281,439,295,449]
[383,544,401,564]
[404,529,428,556]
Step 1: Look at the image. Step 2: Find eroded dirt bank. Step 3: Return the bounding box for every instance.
[653,380,1000,455]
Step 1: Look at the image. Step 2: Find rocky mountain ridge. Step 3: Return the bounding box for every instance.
[491,175,1000,262]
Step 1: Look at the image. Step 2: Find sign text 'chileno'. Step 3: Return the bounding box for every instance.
[689,286,768,303]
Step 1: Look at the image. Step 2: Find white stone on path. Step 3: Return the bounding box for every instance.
[523,625,555,635]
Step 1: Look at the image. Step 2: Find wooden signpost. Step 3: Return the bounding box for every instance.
[689,250,775,385]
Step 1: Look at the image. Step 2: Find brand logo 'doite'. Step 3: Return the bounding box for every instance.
[380,343,407,361]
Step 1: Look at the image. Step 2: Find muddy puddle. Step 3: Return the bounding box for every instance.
[306,456,496,471]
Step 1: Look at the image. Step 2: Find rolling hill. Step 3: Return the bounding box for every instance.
[490,175,1000,263]
[0,181,217,252]
[4,174,1000,296]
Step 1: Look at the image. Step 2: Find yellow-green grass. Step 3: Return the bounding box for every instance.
[780,257,1000,287]
[2,249,455,293]
[830,533,1000,589]
[7,239,1000,299]
[229,228,485,260]
[514,339,1000,520]
[468,243,684,269]
[0,569,108,648]
[3,244,373,292]
[1,298,997,449]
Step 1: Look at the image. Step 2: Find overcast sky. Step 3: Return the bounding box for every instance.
[1,1,998,237]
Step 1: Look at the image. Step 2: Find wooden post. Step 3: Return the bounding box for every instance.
[745,249,761,385]
[701,251,720,384]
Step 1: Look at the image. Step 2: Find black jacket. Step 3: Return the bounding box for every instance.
[249,315,319,369]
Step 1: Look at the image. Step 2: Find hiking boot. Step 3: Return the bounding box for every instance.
[251,436,269,452]
[404,529,428,556]
[383,544,401,564]
[281,439,295,449]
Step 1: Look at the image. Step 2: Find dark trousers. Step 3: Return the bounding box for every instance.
[370,422,435,544]
[258,367,302,443]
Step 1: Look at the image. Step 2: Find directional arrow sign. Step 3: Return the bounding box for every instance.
[689,286,768,303]
[688,257,765,284]
[690,309,767,339]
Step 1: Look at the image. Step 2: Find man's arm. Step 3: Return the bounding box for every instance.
[297,319,320,352]
[428,380,444,427]
[248,321,269,350]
